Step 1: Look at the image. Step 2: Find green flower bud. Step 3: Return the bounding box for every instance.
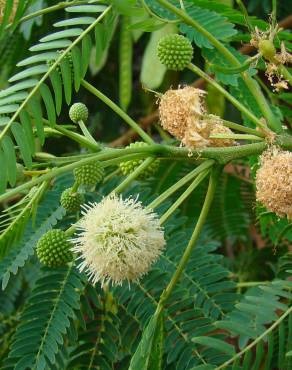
[258,39,276,60]
[36,229,73,267]
[119,142,160,180]
[74,162,104,186]
[157,34,193,71]
[60,187,84,212]
[69,103,89,123]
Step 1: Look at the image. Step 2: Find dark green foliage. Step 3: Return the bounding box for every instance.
[4,266,84,370]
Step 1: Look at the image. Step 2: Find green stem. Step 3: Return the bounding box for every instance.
[209,133,263,141]
[156,0,281,132]
[81,79,154,144]
[54,125,101,151]
[221,119,265,137]
[236,281,269,288]
[188,63,267,130]
[71,181,79,193]
[3,136,292,204]
[111,157,155,194]
[216,306,292,370]
[159,169,210,225]
[78,120,97,145]
[157,167,219,311]
[147,160,214,209]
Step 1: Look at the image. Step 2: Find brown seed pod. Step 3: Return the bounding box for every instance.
[159,86,206,140]
[256,149,292,219]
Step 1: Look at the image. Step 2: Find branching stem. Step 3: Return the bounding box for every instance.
[157,166,220,312]
[81,80,154,144]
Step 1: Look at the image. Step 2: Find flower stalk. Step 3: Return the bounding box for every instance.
[157,166,220,312]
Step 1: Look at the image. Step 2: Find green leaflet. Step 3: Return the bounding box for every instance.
[0,188,66,289]
[0,5,111,193]
[6,265,84,369]
[140,24,176,90]
[192,336,235,356]
[129,312,164,370]
[145,1,237,49]
[203,46,256,87]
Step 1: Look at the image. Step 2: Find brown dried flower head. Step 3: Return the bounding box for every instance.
[182,115,235,148]
[256,148,292,219]
[159,88,235,149]
[159,86,206,140]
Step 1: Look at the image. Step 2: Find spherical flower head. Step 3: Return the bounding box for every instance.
[159,86,206,140]
[74,162,104,186]
[69,103,89,123]
[36,229,73,267]
[256,148,292,219]
[157,34,193,71]
[119,142,160,180]
[60,187,84,213]
[71,195,166,286]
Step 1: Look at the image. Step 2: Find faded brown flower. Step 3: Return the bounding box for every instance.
[256,148,292,219]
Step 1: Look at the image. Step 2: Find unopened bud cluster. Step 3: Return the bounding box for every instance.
[119,142,160,179]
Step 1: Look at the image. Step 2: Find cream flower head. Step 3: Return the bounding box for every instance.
[71,194,165,286]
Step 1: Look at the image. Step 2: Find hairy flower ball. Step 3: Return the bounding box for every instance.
[157,34,193,71]
[71,195,165,285]
[60,187,84,212]
[119,142,160,179]
[36,229,73,267]
[69,103,89,123]
[256,149,292,219]
[159,88,233,148]
[159,86,206,140]
[74,162,104,186]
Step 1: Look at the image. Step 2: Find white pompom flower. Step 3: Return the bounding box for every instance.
[71,194,166,286]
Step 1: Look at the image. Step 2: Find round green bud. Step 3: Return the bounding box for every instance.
[74,162,104,186]
[119,142,160,180]
[258,39,276,61]
[60,187,84,213]
[36,229,73,267]
[157,34,193,71]
[69,103,89,123]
